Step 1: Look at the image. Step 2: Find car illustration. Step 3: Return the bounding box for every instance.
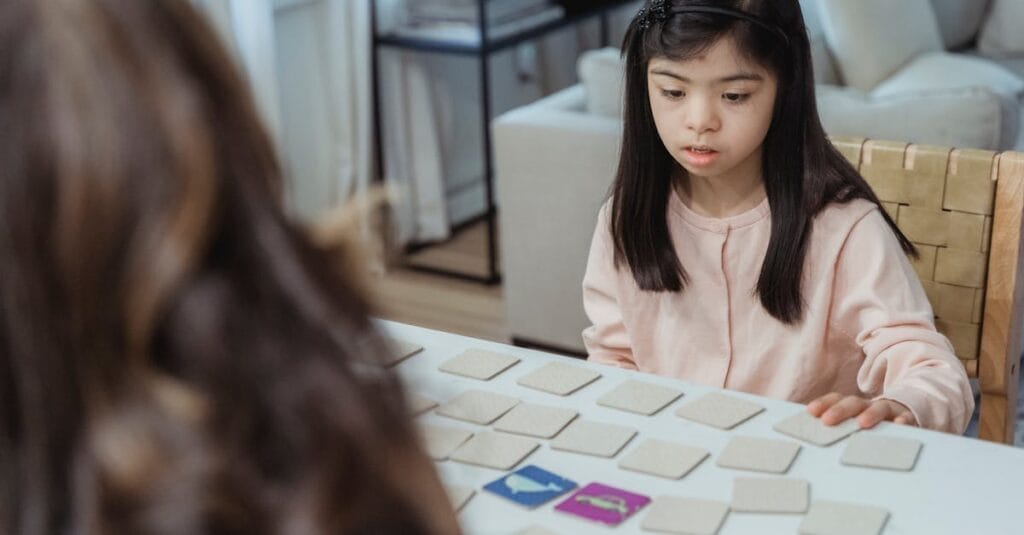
[575,494,629,517]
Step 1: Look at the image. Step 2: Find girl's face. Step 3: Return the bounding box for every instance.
[647,35,778,184]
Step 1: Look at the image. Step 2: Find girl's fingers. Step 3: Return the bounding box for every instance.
[856,400,893,429]
[807,392,844,416]
[810,396,918,427]
[893,411,917,426]
[821,395,869,425]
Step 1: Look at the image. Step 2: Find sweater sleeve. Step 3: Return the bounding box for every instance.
[830,208,974,434]
[581,204,637,370]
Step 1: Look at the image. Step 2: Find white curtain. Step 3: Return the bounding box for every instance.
[191,0,373,225]
[190,0,621,247]
[192,0,282,142]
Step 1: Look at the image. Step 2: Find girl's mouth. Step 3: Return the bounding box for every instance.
[683,147,719,167]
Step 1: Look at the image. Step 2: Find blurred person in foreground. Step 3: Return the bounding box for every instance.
[0,0,459,533]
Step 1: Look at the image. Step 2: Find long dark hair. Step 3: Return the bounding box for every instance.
[611,0,915,323]
[0,0,457,533]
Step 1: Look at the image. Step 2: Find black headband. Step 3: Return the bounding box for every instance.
[636,1,790,45]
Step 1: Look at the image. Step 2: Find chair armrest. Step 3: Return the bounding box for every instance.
[493,85,621,351]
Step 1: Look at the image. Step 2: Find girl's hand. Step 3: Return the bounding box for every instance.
[806,393,918,429]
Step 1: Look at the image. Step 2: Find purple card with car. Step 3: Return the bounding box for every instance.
[554,482,651,526]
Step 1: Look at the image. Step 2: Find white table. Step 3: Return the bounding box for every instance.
[382,320,1023,535]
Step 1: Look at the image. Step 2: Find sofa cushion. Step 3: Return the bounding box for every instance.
[929,0,991,50]
[872,52,1024,100]
[577,47,624,119]
[978,0,1024,56]
[816,84,1009,150]
[817,0,944,92]
[984,56,1024,81]
[800,0,839,85]
[871,52,1024,150]
[809,33,840,85]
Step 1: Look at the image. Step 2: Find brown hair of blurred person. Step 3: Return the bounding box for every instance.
[0,0,459,533]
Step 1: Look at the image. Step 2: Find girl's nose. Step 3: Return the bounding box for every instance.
[685,99,720,134]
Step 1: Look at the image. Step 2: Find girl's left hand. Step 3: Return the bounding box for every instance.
[806,393,918,429]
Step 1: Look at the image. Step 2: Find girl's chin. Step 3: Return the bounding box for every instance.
[678,161,724,178]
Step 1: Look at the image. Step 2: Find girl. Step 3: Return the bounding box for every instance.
[582,0,973,434]
[0,0,458,533]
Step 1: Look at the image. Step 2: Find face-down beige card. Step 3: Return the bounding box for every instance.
[641,496,730,535]
[597,379,684,416]
[840,432,923,471]
[449,431,540,470]
[516,361,602,395]
[675,391,765,430]
[550,419,637,458]
[731,476,810,513]
[799,501,889,535]
[493,403,579,438]
[383,337,423,366]
[407,392,438,416]
[435,389,519,425]
[439,348,520,380]
[418,424,473,460]
[716,435,802,474]
[773,411,860,447]
[617,438,710,479]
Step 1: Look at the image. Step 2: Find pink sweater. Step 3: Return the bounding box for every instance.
[582,193,974,434]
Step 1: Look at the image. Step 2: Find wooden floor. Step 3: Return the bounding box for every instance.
[404,217,497,280]
[368,217,508,343]
[368,267,508,344]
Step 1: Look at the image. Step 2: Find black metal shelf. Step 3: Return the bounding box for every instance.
[370,0,633,285]
[376,1,632,56]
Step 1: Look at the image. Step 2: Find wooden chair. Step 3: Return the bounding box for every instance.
[831,137,1024,443]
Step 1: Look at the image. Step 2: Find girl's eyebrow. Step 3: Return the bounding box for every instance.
[650,69,763,83]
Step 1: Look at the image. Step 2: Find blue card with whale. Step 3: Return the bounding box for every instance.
[483,465,577,508]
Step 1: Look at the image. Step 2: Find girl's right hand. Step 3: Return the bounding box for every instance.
[806,392,917,429]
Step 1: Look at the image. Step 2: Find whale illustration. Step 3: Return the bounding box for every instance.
[504,474,564,494]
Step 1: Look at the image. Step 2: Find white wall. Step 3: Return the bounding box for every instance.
[274,0,348,220]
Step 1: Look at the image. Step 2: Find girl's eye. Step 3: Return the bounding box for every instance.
[723,92,749,103]
[661,89,684,99]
